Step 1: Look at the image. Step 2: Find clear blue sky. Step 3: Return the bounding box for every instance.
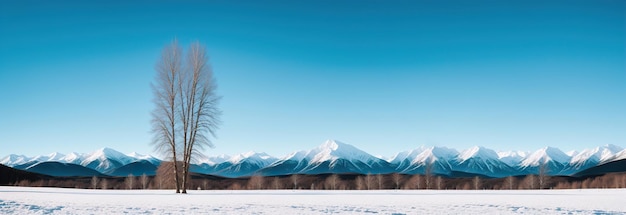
[1,0,624,158]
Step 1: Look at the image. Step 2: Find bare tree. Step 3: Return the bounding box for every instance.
[273,177,281,189]
[424,159,434,189]
[141,174,149,190]
[436,176,443,190]
[156,161,185,189]
[473,176,481,190]
[248,175,264,189]
[152,39,183,193]
[203,179,209,190]
[326,174,339,190]
[392,173,402,189]
[505,176,515,190]
[410,174,422,189]
[152,40,222,194]
[179,42,222,194]
[100,178,108,190]
[365,174,373,190]
[376,174,383,189]
[91,176,98,189]
[126,174,135,190]
[538,160,550,189]
[291,174,299,189]
[355,176,365,190]
[524,175,536,189]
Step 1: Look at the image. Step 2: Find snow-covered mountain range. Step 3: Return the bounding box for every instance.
[2,140,625,178]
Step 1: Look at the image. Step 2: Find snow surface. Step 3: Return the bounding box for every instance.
[0,187,624,214]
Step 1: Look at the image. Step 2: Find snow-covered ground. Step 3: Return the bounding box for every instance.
[1,187,624,214]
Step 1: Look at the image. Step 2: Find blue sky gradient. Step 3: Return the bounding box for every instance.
[1,0,624,157]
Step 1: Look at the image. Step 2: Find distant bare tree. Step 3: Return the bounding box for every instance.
[100,178,108,190]
[392,173,402,189]
[473,176,481,190]
[203,179,209,190]
[91,176,99,189]
[248,175,264,189]
[291,174,299,189]
[505,176,515,190]
[355,176,365,190]
[326,174,339,190]
[410,174,422,189]
[424,159,434,189]
[376,174,383,189]
[365,174,373,190]
[538,160,550,189]
[126,174,135,190]
[141,174,149,189]
[524,175,536,189]
[273,177,281,189]
[436,176,443,190]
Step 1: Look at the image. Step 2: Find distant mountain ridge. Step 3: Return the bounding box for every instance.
[2,140,625,178]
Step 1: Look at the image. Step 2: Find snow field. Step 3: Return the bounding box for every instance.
[1,186,625,214]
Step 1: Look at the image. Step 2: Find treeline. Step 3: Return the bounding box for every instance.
[11,172,626,190]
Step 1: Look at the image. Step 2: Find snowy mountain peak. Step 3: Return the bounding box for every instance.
[87,147,119,158]
[81,147,134,171]
[31,152,65,162]
[60,152,84,164]
[411,146,459,164]
[388,146,427,163]
[0,154,29,166]
[521,146,569,167]
[321,139,341,150]
[566,150,579,157]
[127,152,160,163]
[603,144,623,152]
[497,151,528,166]
[458,146,499,162]
[497,151,527,159]
[611,149,626,162]
[4,143,626,178]
[47,152,65,161]
[306,139,377,164]
[127,152,145,158]
[570,144,624,165]
[194,154,231,165]
[229,151,276,164]
[282,150,308,161]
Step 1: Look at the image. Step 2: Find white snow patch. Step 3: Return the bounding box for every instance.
[0,187,625,214]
